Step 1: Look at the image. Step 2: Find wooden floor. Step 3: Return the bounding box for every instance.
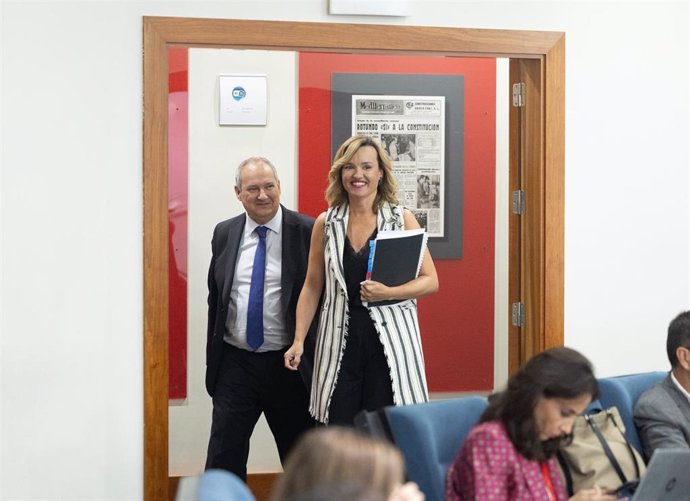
[169,472,278,501]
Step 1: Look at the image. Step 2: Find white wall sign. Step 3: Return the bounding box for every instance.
[329,0,411,16]
[219,75,267,125]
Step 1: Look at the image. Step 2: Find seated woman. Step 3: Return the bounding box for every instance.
[446,347,616,501]
[271,427,424,501]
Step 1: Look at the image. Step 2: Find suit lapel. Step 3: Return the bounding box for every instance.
[326,205,349,297]
[220,215,245,306]
[663,374,690,416]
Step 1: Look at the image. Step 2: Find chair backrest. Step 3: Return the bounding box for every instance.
[354,407,394,442]
[596,372,666,457]
[383,396,488,501]
[196,469,256,501]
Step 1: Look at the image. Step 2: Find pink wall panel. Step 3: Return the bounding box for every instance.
[168,47,188,400]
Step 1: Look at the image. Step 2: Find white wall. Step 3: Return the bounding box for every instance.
[2,1,688,500]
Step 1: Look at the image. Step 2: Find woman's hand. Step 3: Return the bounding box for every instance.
[283,340,304,371]
[389,482,425,501]
[569,486,617,501]
[360,280,393,303]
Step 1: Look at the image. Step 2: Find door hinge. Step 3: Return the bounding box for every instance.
[512,82,525,107]
[511,302,525,327]
[512,190,525,215]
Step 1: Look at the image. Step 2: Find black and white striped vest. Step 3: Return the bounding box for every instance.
[309,202,429,423]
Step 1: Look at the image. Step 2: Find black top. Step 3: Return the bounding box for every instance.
[343,229,377,307]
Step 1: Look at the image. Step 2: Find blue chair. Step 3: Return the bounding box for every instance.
[596,372,666,458]
[383,396,488,501]
[196,469,256,501]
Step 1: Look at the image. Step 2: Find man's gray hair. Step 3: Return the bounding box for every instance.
[235,156,280,189]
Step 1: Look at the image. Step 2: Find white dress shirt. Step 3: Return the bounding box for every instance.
[224,206,288,351]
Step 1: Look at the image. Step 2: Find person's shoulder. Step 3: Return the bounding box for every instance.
[472,420,506,433]
[214,213,245,233]
[282,205,316,227]
[466,420,508,443]
[380,201,404,217]
[461,421,516,460]
[391,203,412,217]
[635,378,672,410]
[400,206,414,219]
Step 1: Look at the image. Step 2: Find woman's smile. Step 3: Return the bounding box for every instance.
[341,145,381,199]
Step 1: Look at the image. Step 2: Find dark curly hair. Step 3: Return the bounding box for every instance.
[480,347,599,461]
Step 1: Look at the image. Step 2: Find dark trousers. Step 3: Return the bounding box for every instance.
[328,307,394,426]
[205,343,314,480]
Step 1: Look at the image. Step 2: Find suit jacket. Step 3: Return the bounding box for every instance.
[634,373,690,458]
[446,421,568,501]
[205,205,315,396]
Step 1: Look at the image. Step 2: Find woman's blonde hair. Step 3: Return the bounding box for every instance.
[325,135,398,210]
[270,427,405,501]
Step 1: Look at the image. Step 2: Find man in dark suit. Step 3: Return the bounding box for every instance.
[205,156,315,480]
[634,310,690,459]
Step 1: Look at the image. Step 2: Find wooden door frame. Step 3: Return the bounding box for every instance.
[143,16,565,501]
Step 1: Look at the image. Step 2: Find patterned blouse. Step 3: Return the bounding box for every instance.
[446,421,568,501]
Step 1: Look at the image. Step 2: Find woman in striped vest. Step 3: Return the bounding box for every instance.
[284,135,439,425]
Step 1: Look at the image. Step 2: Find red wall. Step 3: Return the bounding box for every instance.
[298,53,496,391]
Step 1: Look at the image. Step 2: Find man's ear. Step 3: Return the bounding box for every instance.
[234,186,241,199]
[676,346,690,371]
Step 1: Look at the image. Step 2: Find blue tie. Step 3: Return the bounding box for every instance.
[247,226,268,351]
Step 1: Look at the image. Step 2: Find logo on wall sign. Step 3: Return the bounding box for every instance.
[232,86,247,101]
